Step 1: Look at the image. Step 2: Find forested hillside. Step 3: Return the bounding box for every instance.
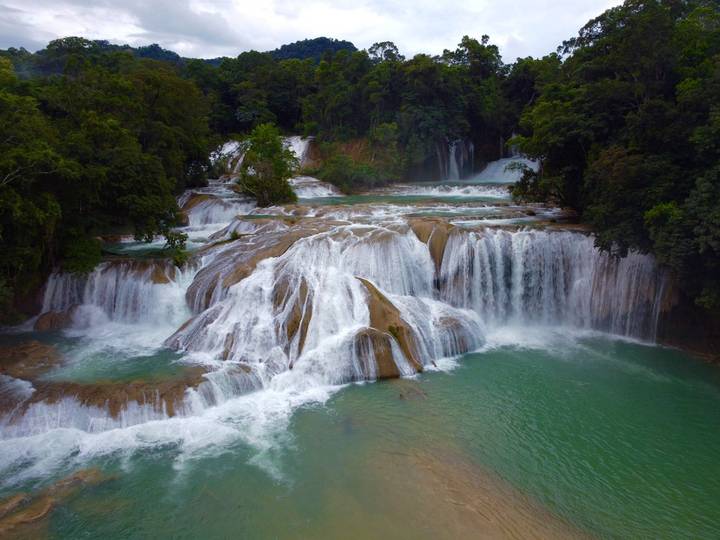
[0,0,718,322]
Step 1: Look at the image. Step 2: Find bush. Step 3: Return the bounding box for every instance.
[316,154,385,193]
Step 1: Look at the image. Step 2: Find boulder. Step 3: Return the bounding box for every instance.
[33,310,74,331]
[357,278,423,374]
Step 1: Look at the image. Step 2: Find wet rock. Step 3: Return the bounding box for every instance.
[23,365,209,418]
[408,218,452,273]
[0,469,107,536]
[0,341,62,380]
[177,211,190,227]
[273,276,312,361]
[358,278,423,374]
[395,380,428,400]
[150,262,176,284]
[184,224,326,314]
[34,309,75,331]
[179,192,212,212]
[354,328,403,379]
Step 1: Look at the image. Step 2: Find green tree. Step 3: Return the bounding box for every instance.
[238,123,298,206]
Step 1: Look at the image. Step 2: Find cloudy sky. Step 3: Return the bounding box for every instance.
[0,0,621,61]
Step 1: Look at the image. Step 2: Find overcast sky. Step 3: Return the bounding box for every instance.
[0,0,621,61]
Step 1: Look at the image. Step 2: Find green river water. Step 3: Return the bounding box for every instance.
[4,332,718,539]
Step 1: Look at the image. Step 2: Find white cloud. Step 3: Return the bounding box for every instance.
[0,0,622,60]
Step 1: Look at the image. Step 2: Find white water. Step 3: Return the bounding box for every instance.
[440,139,474,180]
[289,176,343,198]
[470,157,540,184]
[283,136,312,168]
[380,184,510,199]
[440,229,667,340]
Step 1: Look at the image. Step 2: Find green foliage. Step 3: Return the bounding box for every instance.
[238,124,298,206]
[270,38,357,62]
[313,127,403,192]
[316,154,383,193]
[0,42,213,316]
[164,230,189,268]
[60,234,102,273]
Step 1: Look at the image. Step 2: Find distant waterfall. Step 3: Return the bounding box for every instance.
[284,136,312,168]
[210,136,312,177]
[438,139,474,180]
[179,188,256,227]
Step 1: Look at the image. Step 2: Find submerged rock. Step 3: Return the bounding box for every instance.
[0,341,62,380]
[0,469,107,536]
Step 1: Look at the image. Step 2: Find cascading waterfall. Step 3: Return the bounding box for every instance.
[178,184,256,228]
[284,136,312,168]
[41,260,192,327]
[3,218,670,442]
[288,176,342,198]
[439,228,667,340]
[470,156,540,184]
[168,224,482,386]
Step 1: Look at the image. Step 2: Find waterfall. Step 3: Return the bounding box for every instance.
[471,157,540,184]
[167,224,480,381]
[439,229,667,340]
[41,260,192,327]
[448,141,461,180]
[180,191,256,228]
[443,139,474,180]
[288,176,342,198]
[283,136,312,168]
[8,221,670,439]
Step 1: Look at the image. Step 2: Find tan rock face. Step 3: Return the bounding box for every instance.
[19,366,209,419]
[186,222,328,314]
[408,218,452,274]
[354,328,402,379]
[357,278,423,375]
[273,276,313,362]
[0,339,208,421]
[179,192,212,212]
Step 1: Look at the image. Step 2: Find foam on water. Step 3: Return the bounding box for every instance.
[469,157,540,184]
[289,176,343,198]
[380,183,511,199]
